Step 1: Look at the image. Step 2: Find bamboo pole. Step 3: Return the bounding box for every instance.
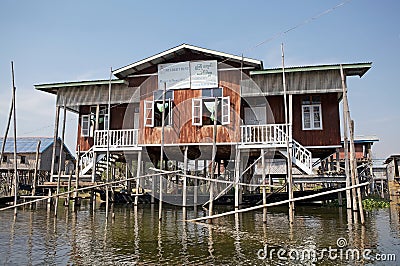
[340,65,352,211]
[66,173,72,206]
[31,140,41,197]
[11,62,18,217]
[105,67,112,219]
[0,100,13,166]
[55,104,67,217]
[48,105,60,207]
[74,145,80,207]
[281,44,294,223]
[187,182,369,222]
[350,120,365,224]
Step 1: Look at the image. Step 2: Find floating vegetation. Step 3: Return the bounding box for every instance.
[362,197,390,209]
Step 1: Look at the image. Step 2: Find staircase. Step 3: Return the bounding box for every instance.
[240,124,313,175]
[279,139,313,175]
[79,147,120,179]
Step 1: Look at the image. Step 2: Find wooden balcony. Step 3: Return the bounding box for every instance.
[94,129,140,151]
[240,124,288,148]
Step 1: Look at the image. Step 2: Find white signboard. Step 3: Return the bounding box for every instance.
[158,61,190,90]
[190,60,218,89]
[158,60,218,90]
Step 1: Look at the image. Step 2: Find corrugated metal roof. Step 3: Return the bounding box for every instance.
[1,137,59,154]
[251,62,372,77]
[34,79,127,95]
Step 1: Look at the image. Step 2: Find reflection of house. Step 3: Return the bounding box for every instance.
[0,137,75,183]
[34,44,371,201]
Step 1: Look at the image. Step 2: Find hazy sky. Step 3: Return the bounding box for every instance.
[0,0,399,161]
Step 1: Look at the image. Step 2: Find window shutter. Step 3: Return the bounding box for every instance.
[192,98,202,126]
[144,100,154,127]
[221,96,230,125]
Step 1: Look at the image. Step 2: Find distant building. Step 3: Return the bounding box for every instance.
[0,137,75,181]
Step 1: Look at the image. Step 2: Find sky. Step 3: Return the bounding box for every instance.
[0,0,399,162]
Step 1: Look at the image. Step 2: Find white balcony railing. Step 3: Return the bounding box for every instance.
[94,129,139,148]
[240,124,288,146]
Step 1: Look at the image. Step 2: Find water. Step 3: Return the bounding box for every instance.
[0,201,399,265]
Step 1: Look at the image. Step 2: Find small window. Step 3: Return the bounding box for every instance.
[20,156,26,164]
[2,155,7,163]
[81,115,90,137]
[202,88,222,98]
[98,106,109,131]
[302,103,322,130]
[144,101,154,127]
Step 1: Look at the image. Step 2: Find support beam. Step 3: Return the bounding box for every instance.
[55,104,67,217]
[261,148,267,223]
[135,151,142,206]
[340,65,352,211]
[32,140,41,197]
[183,146,188,208]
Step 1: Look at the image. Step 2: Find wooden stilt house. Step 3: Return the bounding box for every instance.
[34,44,371,203]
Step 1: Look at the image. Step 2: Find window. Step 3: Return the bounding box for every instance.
[97,106,109,131]
[81,114,90,137]
[2,155,7,163]
[302,96,322,130]
[144,90,174,127]
[191,88,230,126]
[20,156,26,164]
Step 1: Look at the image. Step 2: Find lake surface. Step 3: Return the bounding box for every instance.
[0,200,399,265]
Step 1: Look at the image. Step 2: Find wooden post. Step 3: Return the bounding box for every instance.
[281,44,294,223]
[234,147,241,208]
[74,145,80,207]
[159,83,166,221]
[335,148,340,173]
[32,140,41,197]
[105,68,112,219]
[340,65,352,211]
[66,173,72,206]
[55,104,67,217]
[183,146,188,208]
[208,97,218,220]
[261,148,267,223]
[11,62,18,217]
[350,120,365,224]
[0,100,13,167]
[194,159,198,207]
[135,151,142,206]
[349,121,358,213]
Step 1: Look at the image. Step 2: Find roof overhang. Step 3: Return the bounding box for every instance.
[113,43,263,79]
[250,62,372,77]
[34,79,128,95]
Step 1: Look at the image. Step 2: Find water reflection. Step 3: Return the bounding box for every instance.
[0,202,399,265]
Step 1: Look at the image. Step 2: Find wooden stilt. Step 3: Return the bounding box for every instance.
[194,159,198,207]
[11,62,18,217]
[32,140,41,197]
[159,82,167,221]
[340,65,352,211]
[135,151,142,206]
[281,44,294,224]
[208,97,218,221]
[261,148,267,223]
[55,104,67,217]
[349,120,365,225]
[66,173,72,207]
[183,146,188,209]
[234,148,241,209]
[74,145,80,208]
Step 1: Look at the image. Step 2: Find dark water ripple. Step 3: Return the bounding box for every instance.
[0,201,399,265]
